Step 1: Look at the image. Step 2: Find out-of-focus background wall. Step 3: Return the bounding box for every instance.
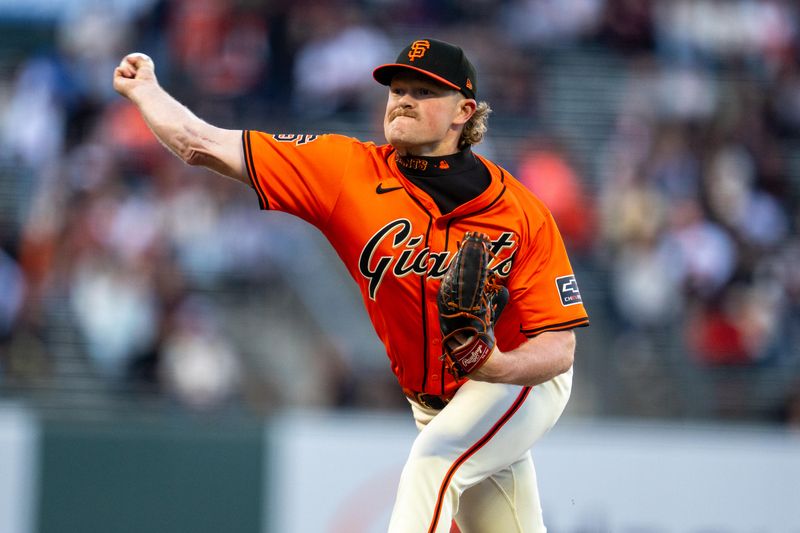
[1,1,799,532]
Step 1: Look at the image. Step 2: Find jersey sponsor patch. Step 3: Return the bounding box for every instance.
[555,275,582,306]
[272,133,318,146]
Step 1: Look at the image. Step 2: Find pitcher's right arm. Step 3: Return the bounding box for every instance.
[113,53,246,184]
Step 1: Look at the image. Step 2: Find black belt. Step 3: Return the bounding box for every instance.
[403,388,452,410]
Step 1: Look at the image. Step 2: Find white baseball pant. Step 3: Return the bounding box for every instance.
[387,367,572,533]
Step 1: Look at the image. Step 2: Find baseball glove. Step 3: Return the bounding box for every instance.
[438,231,509,380]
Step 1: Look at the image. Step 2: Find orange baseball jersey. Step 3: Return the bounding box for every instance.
[242,131,589,397]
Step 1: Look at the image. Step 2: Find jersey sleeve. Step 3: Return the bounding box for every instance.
[507,208,590,337]
[242,131,355,228]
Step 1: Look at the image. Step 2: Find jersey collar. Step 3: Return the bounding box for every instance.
[395,149,479,177]
[389,151,506,220]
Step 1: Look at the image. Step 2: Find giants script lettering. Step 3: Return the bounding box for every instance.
[359,219,516,300]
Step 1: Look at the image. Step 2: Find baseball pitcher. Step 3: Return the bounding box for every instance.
[114,38,589,533]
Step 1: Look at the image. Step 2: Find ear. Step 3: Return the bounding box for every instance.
[454,98,477,126]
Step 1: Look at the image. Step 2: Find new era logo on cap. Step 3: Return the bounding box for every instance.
[373,38,477,99]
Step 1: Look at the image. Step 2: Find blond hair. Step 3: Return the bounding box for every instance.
[459,101,491,149]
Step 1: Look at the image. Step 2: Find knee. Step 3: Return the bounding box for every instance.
[402,437,463,486]
[401,438,474,501]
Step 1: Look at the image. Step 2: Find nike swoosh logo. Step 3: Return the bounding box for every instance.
[376,183,403,194]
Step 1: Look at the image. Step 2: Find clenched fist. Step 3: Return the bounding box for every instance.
[113,53,158,99]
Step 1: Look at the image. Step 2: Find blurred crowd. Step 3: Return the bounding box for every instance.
[0,0,799,424]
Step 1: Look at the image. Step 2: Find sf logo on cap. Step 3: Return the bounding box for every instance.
[408,40,430,62]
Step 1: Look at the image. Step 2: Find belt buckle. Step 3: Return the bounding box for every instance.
[417,393,448,410]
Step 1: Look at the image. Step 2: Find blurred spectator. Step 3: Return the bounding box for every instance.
[517,136,595,251]
[646,123,701,202]
[767,61,800,137]
[57,2,135,103]
[1,56,68,171]
[686,297,748,366]
[664,198,737,299]
[655,66,718,121]
[158,296,241,410]
[685,282,782,366]
[610,235,684,329]
[0,243,25,344]
[501,0,604,46]
[653,0,798,70]
[615,55,718,125]
[1,319,51,386]
[704,143,789,250]
[70,252,159,379]
[166,0,270,99]
[101,101,165,168]
[596,0,655,52]
[464,33,541,120]
[609,186,663,246]
[291,3,391,117]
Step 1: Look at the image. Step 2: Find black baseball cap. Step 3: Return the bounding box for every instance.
[373,38,477,99]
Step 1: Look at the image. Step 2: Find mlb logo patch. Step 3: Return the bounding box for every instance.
[556,275,583,306]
